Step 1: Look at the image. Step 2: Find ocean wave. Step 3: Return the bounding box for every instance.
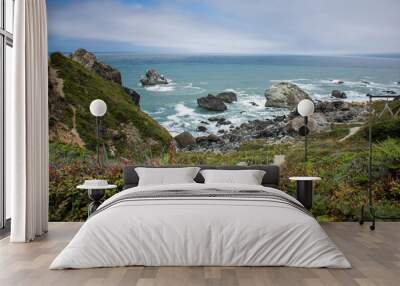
[150,107,166,115]
[174,103,196,117]
[145,84,175,92]
[183,83,203,90]
[270,79,309,83]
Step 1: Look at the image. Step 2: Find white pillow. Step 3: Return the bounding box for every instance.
[135,167,200,186]
[200,169,266,185]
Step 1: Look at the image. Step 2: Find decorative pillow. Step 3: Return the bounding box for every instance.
[135,167,200,186]
[200,169,266,185]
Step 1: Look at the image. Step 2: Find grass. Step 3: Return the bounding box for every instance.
[175,123,400,221]
[49,52,172,157]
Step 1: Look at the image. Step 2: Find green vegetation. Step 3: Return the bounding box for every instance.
[50,124,399,222]
[174,123,400,222]
[49,52,172,156]
[48,58,399,222]
[48,52,173,221]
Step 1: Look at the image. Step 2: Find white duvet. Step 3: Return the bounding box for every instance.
[50,183,351,269]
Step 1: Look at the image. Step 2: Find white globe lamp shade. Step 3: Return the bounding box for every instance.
[297,99,314,117]
[90,99,107,117]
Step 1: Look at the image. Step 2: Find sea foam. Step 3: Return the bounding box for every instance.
[145,84,175,92]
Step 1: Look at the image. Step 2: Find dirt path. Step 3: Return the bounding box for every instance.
[339,126,361,142]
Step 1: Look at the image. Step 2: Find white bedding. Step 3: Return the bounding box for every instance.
[50,183,351,269]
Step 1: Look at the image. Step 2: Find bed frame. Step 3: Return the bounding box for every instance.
[123,165,280,189]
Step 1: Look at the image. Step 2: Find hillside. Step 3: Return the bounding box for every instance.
[48,52,172,161]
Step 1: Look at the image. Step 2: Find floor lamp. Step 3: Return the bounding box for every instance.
[297,99,315,162]
[89,99,107,168]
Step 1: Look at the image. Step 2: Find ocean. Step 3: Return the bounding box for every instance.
[97,54,400,136]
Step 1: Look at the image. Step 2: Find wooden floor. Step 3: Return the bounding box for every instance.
[0,222,399,286]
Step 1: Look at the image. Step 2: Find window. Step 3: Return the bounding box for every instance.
[0,0,13,231]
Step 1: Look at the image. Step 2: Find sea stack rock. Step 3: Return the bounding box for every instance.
[71,48,122,85]
[265,82,311,108]
[215,91,238,103]
[140,69,168,86]
[197,94,227,111]
[331,90,347,99]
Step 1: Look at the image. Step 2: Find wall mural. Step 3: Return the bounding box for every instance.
[47,0,400,222]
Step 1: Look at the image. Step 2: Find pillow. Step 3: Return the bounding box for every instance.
[135,167,200,186]
[200,169,266,185]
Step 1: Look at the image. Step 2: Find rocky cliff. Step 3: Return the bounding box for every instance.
[49,52,172,159]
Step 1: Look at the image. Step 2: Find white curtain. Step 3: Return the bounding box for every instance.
[9,0,49,242]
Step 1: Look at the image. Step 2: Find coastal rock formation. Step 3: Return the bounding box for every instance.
[331,90,347,99]
[197,126,208,132]
[178,99,367,152]
[124,87,141,106]
[289,113,330,134]
[140,69,168,86]
[175,132,196,147]
[216,119,232,126]
[208,117,231,126]
[196,134,220,143]
[315,101,350,113]
[265,82,311,108]
[216,91,238,103]
[71,49,122,85]
[197,94,227,111]
[208,116,224,122]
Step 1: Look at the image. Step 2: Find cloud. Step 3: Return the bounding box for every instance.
[48,0,400,54]
[48,0,283,54]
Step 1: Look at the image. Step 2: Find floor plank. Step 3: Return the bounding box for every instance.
[0,222,398,286]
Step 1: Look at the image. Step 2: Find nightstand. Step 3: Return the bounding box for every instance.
[289,177,321,210]
[77,180,117,216]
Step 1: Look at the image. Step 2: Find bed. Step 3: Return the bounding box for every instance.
[50,165,351,269]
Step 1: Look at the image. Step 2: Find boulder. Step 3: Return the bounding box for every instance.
[197,94,227,111]
[215,91,238,103]
[250,101,259,106]
[331,90,347,99]
[197,126,208,132]
[361,80,370,84]
[71,49,122,85]
[174,132,195,147]
[124,87,141,106]
[265,82,311,108]
[196,134,220,143]
[140,69,168,86]
[200,120,210,125]
[216,119,232,126]
[289,113,330,134]
[274,115,286,122]
[208,116,224,122]
[218,129,225,134]
[315,101,350,113]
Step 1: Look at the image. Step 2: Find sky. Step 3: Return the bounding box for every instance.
[47,0,400,55]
